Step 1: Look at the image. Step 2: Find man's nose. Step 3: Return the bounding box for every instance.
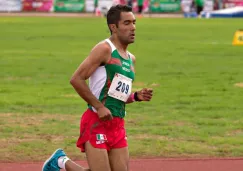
[131,23,136,30]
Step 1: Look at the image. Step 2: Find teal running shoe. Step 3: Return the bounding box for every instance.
[42,148,66,171]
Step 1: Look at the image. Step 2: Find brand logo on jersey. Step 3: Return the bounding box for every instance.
[122,67,131,72]
[122,61,130,67]
[122,61,132,72]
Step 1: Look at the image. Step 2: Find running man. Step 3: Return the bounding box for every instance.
[42,4,153,171]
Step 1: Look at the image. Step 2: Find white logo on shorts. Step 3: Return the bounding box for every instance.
[96,140,105,144]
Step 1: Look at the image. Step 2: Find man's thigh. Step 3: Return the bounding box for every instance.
[108,147,129,171]
[85,141,111,171]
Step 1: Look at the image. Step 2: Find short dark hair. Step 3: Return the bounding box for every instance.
[106,4,132,34]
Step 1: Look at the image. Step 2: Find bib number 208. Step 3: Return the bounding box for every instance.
[116,81,129,94]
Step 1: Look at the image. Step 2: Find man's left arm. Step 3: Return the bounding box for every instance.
[126,88,153,104]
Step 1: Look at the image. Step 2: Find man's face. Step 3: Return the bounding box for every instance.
[116,12,136,44]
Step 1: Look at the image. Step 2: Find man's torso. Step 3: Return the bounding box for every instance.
[88,39,135,118]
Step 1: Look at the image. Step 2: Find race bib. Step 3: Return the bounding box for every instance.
[108,73,132,102]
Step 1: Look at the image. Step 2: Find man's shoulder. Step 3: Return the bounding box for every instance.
[92,39,111,53]
[88,39,112,64]
[128,51,136,63]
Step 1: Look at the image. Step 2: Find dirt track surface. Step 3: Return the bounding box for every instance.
[1,158,243,171]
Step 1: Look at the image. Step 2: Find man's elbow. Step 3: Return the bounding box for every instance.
[70,76,76,86]
[70,75,85,87]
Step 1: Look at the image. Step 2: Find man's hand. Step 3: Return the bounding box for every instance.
[97,106,113,121]
[137,88,153,101]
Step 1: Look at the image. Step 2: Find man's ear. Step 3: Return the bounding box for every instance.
[109,24,117,33]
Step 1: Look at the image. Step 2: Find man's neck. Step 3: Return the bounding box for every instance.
[109,36,128,52]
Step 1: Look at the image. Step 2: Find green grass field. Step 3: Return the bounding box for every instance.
[0,16,243,162]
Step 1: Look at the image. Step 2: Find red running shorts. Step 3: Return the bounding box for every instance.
[76,108,128,152]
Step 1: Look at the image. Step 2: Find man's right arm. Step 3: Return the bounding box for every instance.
[70,42,111,111]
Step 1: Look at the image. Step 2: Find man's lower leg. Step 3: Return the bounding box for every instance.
[65,160,90,171]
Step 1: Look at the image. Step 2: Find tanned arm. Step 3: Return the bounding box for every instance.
[70,42,111,111]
